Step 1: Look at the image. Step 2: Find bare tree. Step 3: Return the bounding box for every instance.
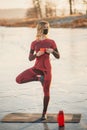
[45,1,56,17]
[83,0,87,14]
[32,0,42,18]
[69,0,73,14]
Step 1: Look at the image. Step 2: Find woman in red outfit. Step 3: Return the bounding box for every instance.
[16,21,60,120]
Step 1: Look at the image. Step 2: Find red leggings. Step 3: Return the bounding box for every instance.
[16,68,51,96]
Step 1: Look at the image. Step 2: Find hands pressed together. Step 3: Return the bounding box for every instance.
[36,48,54,57]
[46,48,54,53]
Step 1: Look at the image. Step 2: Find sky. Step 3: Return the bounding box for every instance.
[0,0,33,9]
[0,0,85,11]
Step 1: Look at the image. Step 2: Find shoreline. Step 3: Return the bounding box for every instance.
[0,14,87,28]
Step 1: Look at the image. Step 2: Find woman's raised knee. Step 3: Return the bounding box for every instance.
[16,77,22,84]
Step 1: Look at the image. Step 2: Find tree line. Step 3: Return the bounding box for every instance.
[26,0,87,18]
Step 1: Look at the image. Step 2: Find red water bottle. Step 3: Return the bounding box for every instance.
[57,110,64,127]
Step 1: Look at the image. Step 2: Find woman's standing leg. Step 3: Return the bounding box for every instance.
[41,72,51,119]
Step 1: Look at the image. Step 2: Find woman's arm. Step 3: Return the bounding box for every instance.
[29,49,45,61]
[29,49,36,61]
[46,48,60,59]
[52,48,60,59]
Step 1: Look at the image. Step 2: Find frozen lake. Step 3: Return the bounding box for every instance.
[0,27,87,130]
